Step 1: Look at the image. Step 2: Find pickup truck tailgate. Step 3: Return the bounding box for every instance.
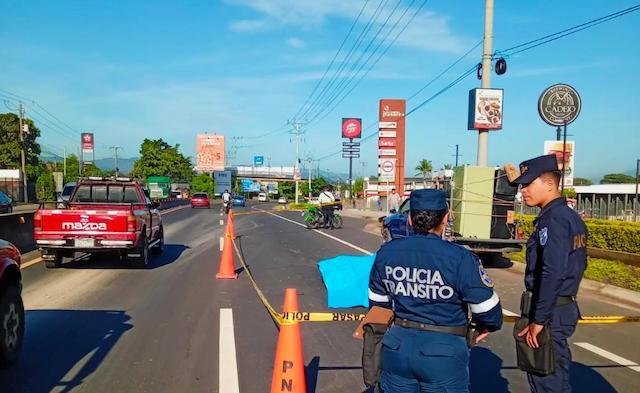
[38,208,130,234]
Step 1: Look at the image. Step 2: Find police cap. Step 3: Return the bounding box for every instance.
[511,154,559,185]
[410,189,447,212]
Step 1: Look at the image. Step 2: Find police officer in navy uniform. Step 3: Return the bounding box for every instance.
[512,154,587,393]
[368,189,503,392]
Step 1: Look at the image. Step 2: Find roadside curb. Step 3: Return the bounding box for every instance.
[507,261,640,308]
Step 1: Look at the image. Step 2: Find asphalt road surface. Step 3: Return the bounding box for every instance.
[1,202,638,392]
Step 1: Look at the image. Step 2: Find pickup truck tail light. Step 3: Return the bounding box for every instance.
[33,213,42,231]
[127,215,136,232]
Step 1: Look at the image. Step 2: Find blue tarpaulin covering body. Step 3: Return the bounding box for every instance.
[317,254,376,308]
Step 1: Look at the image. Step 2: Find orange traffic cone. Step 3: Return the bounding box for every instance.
[227,212,235,238]
[216,224,238,279]
[271,288,306,393]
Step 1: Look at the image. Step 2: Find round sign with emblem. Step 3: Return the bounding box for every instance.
[538,84,581,126]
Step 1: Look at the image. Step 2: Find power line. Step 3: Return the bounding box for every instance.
[497,4,640,57]
[304,0,408,123]
[292,0,371,121]
[298,0,390,121]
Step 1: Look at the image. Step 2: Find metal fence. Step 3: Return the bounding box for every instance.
[0,178,36,203]
[517,196,639,222]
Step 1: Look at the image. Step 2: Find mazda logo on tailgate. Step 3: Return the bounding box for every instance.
[62,222,108,231]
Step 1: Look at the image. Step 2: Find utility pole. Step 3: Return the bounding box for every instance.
[63,147,67,179]
[288,120,306,204]
[307,158,313,200]
[110,146,122,177]
[452,144,462,167]
[18,103,28,203]
[476,0,494,166]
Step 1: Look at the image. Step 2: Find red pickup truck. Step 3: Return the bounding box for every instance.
[33,178,164,269]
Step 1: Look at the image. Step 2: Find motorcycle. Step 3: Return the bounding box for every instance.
[223,200,231,214]
[302,204,343,229]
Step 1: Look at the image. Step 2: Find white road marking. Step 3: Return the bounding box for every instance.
[255,208,373,256]
[575,342,640,372]
[219,308,240,393]
[502,308,519,316]
[220,237,224,251]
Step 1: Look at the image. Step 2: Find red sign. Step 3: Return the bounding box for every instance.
[342,118,362,139]
[378,138,396,148]
[81,133,94,150]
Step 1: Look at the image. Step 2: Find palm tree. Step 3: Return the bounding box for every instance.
[415,159,433,186]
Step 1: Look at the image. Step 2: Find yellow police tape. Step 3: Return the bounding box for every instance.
[229,238,640,326]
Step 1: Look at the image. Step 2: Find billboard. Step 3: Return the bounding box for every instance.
[378,99,406,193]
[81,132,94,152]
[341,118,362,139]
[468,88,504,130]
[544,140,575,187]
[196,134,225,172]
[241,179,261,192]
[214,170,232,195]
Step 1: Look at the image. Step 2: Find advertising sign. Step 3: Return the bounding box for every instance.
[379,121,397,129]
[254,156,264,166]
[241,179,261,192]
[378,158,396,181]
[544,140,575,187]
[538,84,581,126]
[378,138,396,148]
[378,99,406,192]
[196,134,225,171]
[81,132,94,152]
[343,153,360,158]
[214,170,232,194]
[341,118,362,139]
[468,88,504,130]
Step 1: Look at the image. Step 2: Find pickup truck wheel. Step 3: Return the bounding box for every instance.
[0,283,25,367]
[151,227,164,255]
[44,252,63,269]
[132,236,149,269]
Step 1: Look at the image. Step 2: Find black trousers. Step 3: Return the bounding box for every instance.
[321,206,334,227]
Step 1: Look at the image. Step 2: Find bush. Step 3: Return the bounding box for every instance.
[288,203,312,211]
[36,172,56,201]
[517,215,640,254]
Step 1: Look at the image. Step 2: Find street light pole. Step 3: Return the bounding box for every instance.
[110,146,122,177]
[634,158,639,222]
[476,0,494,166]
[18,103,28,202]
[288,120,306,204]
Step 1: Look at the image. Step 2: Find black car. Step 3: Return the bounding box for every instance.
[0,191,13,214]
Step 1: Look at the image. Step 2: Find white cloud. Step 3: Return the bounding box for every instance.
[225,0,467,54]
[286,37,305,48]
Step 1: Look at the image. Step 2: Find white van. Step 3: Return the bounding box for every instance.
[258,192,268,202]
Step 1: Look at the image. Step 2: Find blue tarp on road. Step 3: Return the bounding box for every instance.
[317,254,376,308]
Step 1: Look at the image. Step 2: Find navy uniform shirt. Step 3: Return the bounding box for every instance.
[525,197,587,325]
[369,233,503,331]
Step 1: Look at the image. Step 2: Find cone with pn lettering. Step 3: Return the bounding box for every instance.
[216,223,237,279]
[271,288,306,393]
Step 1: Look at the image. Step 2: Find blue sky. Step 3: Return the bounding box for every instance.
[1,0,639,181]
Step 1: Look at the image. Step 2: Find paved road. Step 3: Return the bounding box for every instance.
[1,202,638,392]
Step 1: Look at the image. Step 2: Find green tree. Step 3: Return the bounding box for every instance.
[573,177,593,186]
[300,177,329,198]
[443,164,453,170]
[353,177,365,196]
[190,173,214,196]
[0,113,41,180]
[36,171,55,201]
[415,159,433,184]
[600,173,636,184]
[562,188,577,198]
[131,138,193,182]
[279,181,295,199]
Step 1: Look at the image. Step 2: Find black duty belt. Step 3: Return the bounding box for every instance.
[556,296,576,306]
[394,318,467,337]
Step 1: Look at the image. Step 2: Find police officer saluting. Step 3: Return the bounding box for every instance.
[368,189,503,392]
[511,154,587,393]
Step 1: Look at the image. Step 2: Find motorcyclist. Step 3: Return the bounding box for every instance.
[318,186,336,229]
[222,189,231,213]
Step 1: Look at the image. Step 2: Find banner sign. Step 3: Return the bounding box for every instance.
[468,88,504,130]
[342,141,360,147]
[378,138,396,147]
[544,140,575,187]
[341,118,362,139]
[196,134,225,171]
[379,121,397,129]
[378,158,396,181]
[241,179,261,192]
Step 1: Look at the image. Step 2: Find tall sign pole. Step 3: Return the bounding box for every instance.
[342,118,362,206]
[18,103,28,202]
[288,120,306,204]
[476,0,494,166]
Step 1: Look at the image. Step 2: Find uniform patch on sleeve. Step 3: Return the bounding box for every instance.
[539,227,548,246]
[479,265,494,288]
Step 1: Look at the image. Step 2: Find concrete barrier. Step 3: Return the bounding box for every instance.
[0,211,36,253]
